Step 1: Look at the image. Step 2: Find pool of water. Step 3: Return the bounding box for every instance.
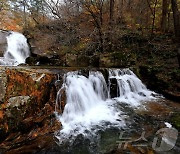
[2,99,179,154]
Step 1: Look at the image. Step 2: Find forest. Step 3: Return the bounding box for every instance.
[1,0,179,98]
[0,0,180,50]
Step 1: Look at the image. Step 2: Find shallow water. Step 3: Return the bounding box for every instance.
[45,101,180,154]
[1,99,179,154]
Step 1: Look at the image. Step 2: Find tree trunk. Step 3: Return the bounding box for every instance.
[23,0,27,29]
[109,0,115,26]
[109,0,115,51]
[98,28,103,52]
[171,0,180,41]
[152,0,158,35]
[118,0,124,23]
[147,0,158,35]
[161,0,168,32]
[171,0,180,67]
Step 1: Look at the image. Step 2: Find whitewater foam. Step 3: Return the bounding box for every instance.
[55,69,157,142]
[109,69,157,106]
[55,71,124,140]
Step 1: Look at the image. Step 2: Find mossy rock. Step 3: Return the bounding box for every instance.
[171,113,180,131]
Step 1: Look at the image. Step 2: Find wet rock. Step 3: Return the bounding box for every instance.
[139,65,180,102]
[26,56,50,65]
[0,30,11,57]
[109,78,118,98]
[56,88,66,114]
[170,113,180,131]
[138,92,146,97]
[25,56,39,65]
[26,55,64,66]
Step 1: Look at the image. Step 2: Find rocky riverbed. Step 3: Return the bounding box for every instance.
[0,67,179,154]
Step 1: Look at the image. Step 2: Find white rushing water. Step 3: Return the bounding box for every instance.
[55,69,157,141]
[0,31,30,66]
[109,69,156,106]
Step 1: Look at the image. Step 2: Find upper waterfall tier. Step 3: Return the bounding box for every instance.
[0,31,30,66]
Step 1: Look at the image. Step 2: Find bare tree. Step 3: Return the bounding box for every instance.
[44,0,63,19]
[147,0,158,35]
[78,0,105,52]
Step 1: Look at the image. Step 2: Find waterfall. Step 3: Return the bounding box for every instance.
[55,69,157,141]
[55,71,123,140]
[109,69,156,106]
[0,31,30,66]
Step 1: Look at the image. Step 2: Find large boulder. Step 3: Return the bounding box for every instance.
[0,30,11,57]
[0,67,63,151]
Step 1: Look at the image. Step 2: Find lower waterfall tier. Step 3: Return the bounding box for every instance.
[55,68,158,141]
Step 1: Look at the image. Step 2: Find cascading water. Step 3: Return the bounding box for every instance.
[55,71,123,141]
[0,31,30,66]
[55,69,158,142]
[109,69,157,106]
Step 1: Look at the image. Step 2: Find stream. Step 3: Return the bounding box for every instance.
[4,98,179,154]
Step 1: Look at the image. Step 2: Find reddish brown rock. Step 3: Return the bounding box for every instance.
[0,67,63,152]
